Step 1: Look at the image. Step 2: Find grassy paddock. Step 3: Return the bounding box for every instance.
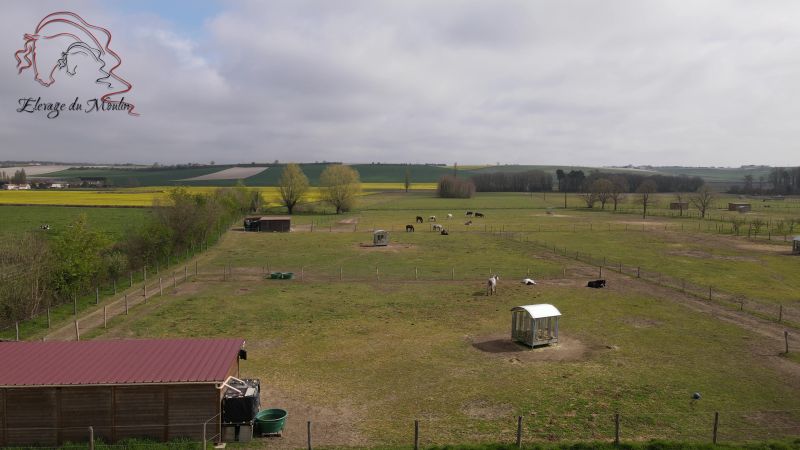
[88,201,800,446]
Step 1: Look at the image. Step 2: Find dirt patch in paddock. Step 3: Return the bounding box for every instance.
[172,281,206,296]
[258,385,365,448]
[469,333,591,363]
[666,249,758,262]
[462,399,514,420]
[623,317,664,329]
[337,218,359,225]
[356,243,417,252]
[533,213,572,218]
[735,242,793,254]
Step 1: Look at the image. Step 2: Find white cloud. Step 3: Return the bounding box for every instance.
[1,0,800,166]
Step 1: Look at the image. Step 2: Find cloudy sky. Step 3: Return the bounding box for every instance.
[1,0,799,166]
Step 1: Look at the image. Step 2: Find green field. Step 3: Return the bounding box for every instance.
[36,191,793,448]
[0,205,151,238]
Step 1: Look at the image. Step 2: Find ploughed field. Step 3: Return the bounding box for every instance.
[78,192,800,447]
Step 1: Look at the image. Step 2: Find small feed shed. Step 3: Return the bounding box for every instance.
[669,202,688,210]
[728,203,751,212]
[373,229,389,246]
[251,216,291,232]
[0,338,246,446]
[511,304,561,347]
[794,236,800,254]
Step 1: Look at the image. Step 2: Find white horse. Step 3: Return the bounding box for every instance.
[486,274,499,296]
[521,278,537,285]
[447,213,453,219]
[432,224,443,231]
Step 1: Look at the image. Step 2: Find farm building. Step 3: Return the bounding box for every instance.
[373,230,389,246]
[243,216,291,232]
[794,236,800,254]
[669,202,688,210]
[511,304,561,347]
[2,184,31,190]
[0,338,246,446]
[728,203,751,212]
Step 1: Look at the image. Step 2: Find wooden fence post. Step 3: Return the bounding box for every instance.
[375,266,379,281]
[779,305,783,323]
[786,331,790,354]
[113,279,117,295]
[599,266,603,278]
[709,286,712,300]
[159,277,163,296]
[47,307,51,328]
[15,322,19,341]
[143,284,147,300]
[184,266,188,281]
[74,295,77,316]
[75,320,80,341]
[130,271,133,287]
[415,267,418,280]
[516,415,523,448]
[614,413,620,445]
[124,294,128,315]
[301,266,304,281]
[452,267,455,280]
[307,421,312,450]
[712,411,719,444]
[340,267,343,281]
[95,287,99,305]
[89,426,94,450]
[104,306,107,328]
[414,419,419,450]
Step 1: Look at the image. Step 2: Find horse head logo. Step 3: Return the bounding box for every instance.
[14,11,137,115]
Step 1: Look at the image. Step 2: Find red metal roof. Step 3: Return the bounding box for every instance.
[0,338,244,387]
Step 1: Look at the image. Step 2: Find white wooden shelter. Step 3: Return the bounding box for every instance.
[373,230,389,246]
[511,304,561,347]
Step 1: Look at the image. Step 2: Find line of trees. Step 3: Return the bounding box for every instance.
[470,170,553,192]
[437,175,475,198]
[276,163,361,214]
[0,186,260,326]
[556,169,704,194]
[0,169,27,184]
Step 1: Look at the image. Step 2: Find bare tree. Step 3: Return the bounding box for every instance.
[593,178,614,210]
[579,181,598,208]
[278,163,309,214]
[636,180,658,219]
[690,184,716,219]
[320,164,361,214]
[609,175,628,211]
[674,192,686,217]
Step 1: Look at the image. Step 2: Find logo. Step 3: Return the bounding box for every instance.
[14,11,137,117]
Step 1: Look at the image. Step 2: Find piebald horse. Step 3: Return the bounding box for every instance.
[486,274,499,296]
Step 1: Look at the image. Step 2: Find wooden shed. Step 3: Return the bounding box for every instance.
[511,304,561,347]
[793,236,800,254]
[243,216,291,232]
[728,203,751,212]
[0,338,245,446]
[669,202,688,210]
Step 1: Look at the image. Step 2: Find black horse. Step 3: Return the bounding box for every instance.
[406,224,415,232]
[474,212,484,218]
[440,229,449,235]
[416,216,424,223]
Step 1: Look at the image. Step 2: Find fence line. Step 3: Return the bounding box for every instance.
[0,409,798,449]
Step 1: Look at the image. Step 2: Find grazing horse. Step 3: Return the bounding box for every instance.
[474,212,484,218]
[429,215,437,222]
[466,211,474,217]
[416,216,424,223]
[406,224,415,232]
[464,220,472,226]
[447,213,453,219]
[522,278,537,285]
[486,274,499,296]
[440,229,449,235]
[432,224,443,231]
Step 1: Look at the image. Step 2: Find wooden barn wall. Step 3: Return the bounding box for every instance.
[3,387,57,446]
[0,384,220,446]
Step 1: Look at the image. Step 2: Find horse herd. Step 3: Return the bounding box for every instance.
[406,211,486,235]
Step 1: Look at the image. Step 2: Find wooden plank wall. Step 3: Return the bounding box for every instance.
[4,388,57,446]
[0,384,220,445]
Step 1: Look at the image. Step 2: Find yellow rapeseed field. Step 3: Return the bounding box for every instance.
[0,184,417,207]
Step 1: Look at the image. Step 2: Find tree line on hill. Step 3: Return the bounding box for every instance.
[729,167,800,195]
[0,186,260,326]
